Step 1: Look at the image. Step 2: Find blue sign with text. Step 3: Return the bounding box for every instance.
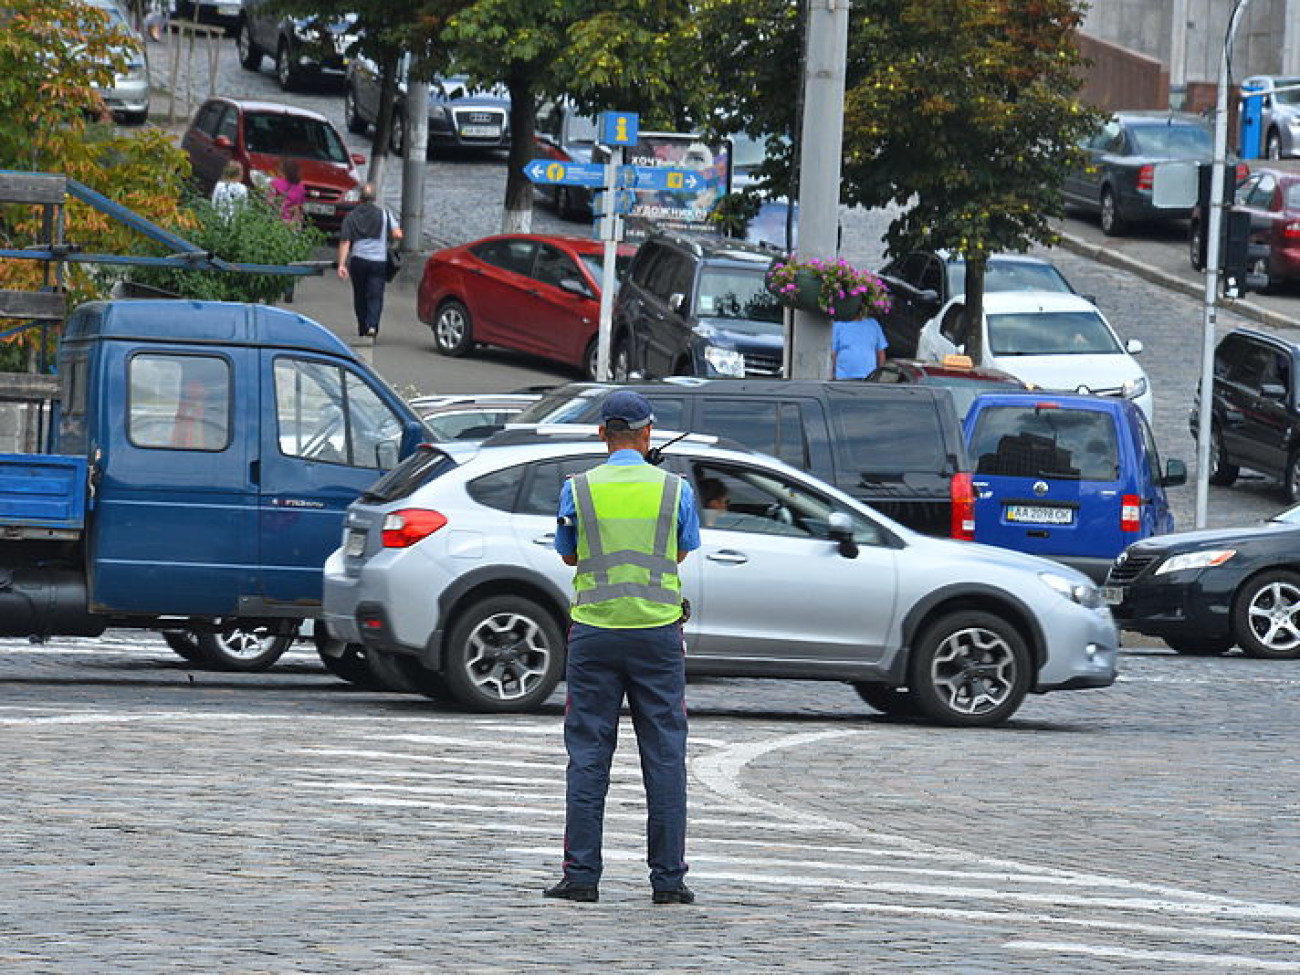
[523,159,606,188]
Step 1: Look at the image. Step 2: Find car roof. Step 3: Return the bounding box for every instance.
[449,233,635,257]
[211,98,333,124]
[646,232,777,265]
[977,290,1100,314]
[969,390,1133,413]
[1112,110,1208,126]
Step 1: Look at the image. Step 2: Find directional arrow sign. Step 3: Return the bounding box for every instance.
[523,159,606,188]
[619,165,705,192]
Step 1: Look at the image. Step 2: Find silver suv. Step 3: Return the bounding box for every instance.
[1243,75,1300,160]
[322,429,1118,727]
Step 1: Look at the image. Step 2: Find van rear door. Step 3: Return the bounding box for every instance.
[965,398,1125,563]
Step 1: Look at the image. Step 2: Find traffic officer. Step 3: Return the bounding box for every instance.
[544,390,700,906]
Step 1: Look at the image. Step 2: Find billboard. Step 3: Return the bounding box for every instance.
[620,131,732,240]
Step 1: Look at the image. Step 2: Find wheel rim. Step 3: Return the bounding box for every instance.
[238,24,250,61]
[1101,192,1116,231]
[1290,457,1300,500]
[612,345,629,381]
[927,626,1017,716]
[391,115,404,154]
[460,612,552,702]
[344,90,356,127]
[585,342,599,379]
[436,306,465,350]
[1211,433,1222,475]
[1246,580,1300,653]
[215,627,279,662]
[277,47,290,87]
[1268,135,1281,160]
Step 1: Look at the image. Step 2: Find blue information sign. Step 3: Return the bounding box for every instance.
[617,165,704,193]
[523,159,607,188]
[600,112,639,146]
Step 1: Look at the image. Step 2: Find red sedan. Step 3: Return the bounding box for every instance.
[1233,163,1300,287]
[417,234,636,379]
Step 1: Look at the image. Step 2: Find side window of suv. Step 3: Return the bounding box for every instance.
[696,399,810,469]
[629,242,665,289]
[645,250,691,303]
[830,394,947,473]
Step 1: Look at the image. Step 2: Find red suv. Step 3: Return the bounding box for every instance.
[181,97,365,233]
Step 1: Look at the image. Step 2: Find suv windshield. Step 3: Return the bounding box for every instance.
[245,112,349,163]
[969,405,1120,481]
[697,268,782,323]
[988,310,1121,356]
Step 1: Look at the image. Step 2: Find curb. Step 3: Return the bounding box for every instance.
[1055,231,1300,332]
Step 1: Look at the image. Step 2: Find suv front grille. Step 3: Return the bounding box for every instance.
[1106,552,1157,585]
[743,351,782,377]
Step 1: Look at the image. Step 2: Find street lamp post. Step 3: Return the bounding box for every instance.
[1195,0,1253,528]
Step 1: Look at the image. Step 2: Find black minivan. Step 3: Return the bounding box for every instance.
[612,232,784,379]
[511,379,974,539]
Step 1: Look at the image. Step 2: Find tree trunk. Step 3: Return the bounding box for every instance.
[501,71,536,235]
[963,256,987,364]
[367,50,401,196]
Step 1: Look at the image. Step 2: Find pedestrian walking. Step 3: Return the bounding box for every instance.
[211,160,248,218]
[336,184,402,338]
[268,158,306,224]
[544,390,700,906]
[831,315,889,379]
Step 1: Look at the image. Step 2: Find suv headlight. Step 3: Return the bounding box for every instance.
[1154,549,1237,575]
[703,346,745,377]
[1040,571,1102,608]
[1122,376,1148,400]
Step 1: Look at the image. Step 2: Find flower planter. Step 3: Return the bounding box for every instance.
[765,256,892,320]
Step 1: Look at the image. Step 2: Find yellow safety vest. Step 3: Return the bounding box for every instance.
[571,463,683,628]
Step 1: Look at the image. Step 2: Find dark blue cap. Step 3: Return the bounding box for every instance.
[600,390,655,430]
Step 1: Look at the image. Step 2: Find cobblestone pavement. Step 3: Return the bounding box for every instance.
[2,635,1299,973]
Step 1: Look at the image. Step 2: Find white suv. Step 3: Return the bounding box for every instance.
[321,428,1119,727]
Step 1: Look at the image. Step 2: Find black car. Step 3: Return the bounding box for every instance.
[875,250,1079,358]
[612,232,784,380]
[1192,327,1300,501]
[1104,504,1300,658]
[237,1,357,91]
[511,379,974,540]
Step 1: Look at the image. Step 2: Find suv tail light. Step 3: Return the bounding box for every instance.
[1284,221,1300,240]
[1120,494,1142,533]
[381,509,448,548]
[1136,164,1154,192]
[951,471,975,541]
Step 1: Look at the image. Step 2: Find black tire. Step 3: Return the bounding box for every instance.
[162,630,205,663]
[237,19,262,71]
[1287,451,1300,504]
[1099,187,1126,237]
[1209,426,1239,487]
[1266,130,1282,161]
[908,610,1031,727]
[582,338,600,381]
[317,643,380,688]
[275,40,298,92]
[432,299,474,356]
[1232,569,1300,660]
[197,623,295,672]
[366,648,421,693]
[389,110,406,156]
[343,86,367,134]
[1165,636,1233,656]
[611,334,633,381]
[1189,220,1205,271]
[852,682,921,717]
[442,596,564,712]
[122,110,148,127]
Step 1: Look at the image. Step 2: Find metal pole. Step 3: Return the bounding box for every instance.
[596,147,624,382]
[1196,0,1253,528]
[789,0,850,379]
[1168,0,1190,109]
[401,80,431,254]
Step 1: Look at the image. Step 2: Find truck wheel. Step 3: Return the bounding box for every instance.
[1233,570,1300,659]
[852,682,921,718]
[908,610,1030,727]
[162,631,205,663]
[1209,427,1239,486]
[237,19,262,71]
[443,596,564,712]
[198,624,295,672]
[433,300,474,356]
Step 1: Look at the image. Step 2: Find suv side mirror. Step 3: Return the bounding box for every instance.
[1260,382,1287,401]
[669,292,689,315]
[828,512,859,559]
[1162,458,1188,487]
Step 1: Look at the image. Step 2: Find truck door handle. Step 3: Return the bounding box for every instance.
[707,550,748,565]
[533,533,555,546]
[250,460,260,485]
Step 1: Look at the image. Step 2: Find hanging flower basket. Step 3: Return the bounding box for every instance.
[765,255,891,320]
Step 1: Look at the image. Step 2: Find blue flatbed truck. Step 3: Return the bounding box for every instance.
[0,299,427,675]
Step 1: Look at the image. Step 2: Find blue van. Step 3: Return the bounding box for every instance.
[963,392,1186,582]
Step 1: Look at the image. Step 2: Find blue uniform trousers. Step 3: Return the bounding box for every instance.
[562,620,688,891]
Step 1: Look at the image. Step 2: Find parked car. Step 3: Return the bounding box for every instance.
[1188,163,1300,287]
[416,234,637,380]
[876,250,1080,358]
[1061,111,1218,236]
[407,392,543,442]
[1241,75,1300,160]
[916,291,1153,420]
[532,101,601,220]
[344,56,511,155]
[1104,501,1300,658]
[173,0,243,34]
[511,378,975,539]
[613,232,784,380]
[866,355,1027,420]
[236,1,357,92]
[180,97,364,233]
[1191,327,1300,501]
[965,392,1185,582]
[322,428,1117,725]
[84,0,150,125]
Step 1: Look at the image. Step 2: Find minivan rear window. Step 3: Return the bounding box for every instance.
[969,406,1120,481]
[361,445,456,502]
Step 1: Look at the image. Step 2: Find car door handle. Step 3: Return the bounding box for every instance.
[533,533,556,546]
[706,550,748,565]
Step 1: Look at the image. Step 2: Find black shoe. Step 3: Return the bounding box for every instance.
[652,885,695,905]
[543,879,598,903]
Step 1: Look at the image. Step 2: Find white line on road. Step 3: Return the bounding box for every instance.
[1006,940,1300,971]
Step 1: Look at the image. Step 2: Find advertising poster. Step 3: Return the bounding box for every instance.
[622,132,732,240]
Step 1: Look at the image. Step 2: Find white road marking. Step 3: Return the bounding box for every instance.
[1006,940,1300,971]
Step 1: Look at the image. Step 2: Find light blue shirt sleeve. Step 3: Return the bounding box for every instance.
[677,479,700,553]
[555,478,577,557]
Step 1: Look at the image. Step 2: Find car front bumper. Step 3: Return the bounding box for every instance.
[1105,567,1239,643]
[1033,601,1120,692]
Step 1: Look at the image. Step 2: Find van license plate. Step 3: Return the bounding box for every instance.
[1005,504,1074,525]
[1099,586,1125,606]
[345,529,366,557]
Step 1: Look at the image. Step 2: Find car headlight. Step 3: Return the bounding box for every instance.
[703,346,745,377]
[1122,376,1148,400]
[342,185,361,202]
[292,19,317,41]
[1154,549,1237,575]
[1040,571,1102,608]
